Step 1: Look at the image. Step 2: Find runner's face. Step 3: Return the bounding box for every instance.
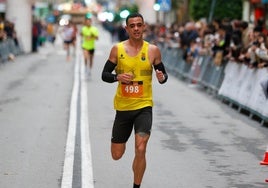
[85,19,92,26]
[125,17,144,40]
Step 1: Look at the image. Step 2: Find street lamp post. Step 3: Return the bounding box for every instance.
[208,0,216,23]
[153,3,160,22]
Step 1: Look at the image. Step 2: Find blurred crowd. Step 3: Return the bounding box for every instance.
[142,18,268,69]
[0,18,18,45]
[0,17,19,60]
[2,14,268,70]
[0,17,59,62]
[102,21,129,42]
[32,19,58,52]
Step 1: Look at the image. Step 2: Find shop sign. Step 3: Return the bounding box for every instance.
[157,0,171,12]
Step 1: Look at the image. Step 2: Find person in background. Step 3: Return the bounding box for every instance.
[32,20,39,52]
[61,20,75,61]
[80,13,99,76]
[101,13,168,188]
[117,23,129,41]
[0,19,6,41]
[46,22,56,44]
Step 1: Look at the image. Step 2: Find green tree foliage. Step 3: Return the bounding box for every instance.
[190,0,243,22]
[113,3,139,23]
[171,0,183,10]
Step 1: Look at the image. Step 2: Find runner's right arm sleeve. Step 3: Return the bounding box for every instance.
[101,60,118,83]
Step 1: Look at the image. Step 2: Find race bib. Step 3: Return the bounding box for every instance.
[121,81,143,97]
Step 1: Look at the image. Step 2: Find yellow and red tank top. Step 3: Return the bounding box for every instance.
[114,41,153,111]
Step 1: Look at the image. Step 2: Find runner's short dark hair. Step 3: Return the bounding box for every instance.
[126,13,144,25]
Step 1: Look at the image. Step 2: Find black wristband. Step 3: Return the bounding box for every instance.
[153,62,168,84]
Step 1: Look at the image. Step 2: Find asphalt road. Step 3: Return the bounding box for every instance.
[1,23,268,188]
[0,38,74,188]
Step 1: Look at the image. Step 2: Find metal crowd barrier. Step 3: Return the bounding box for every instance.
[218,62,268,124]
[161,46,225,94]
[161,46,268,125]
[0,38,22,63]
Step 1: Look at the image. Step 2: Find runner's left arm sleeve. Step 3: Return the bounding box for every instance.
[153,62,168,84]
[102,60,118,83]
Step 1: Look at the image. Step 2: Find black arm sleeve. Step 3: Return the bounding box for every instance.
[153,62,168,84]
[101,60,118,83]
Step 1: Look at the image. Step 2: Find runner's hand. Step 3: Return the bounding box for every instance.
[156,69,165,82]
[117,73,134,84]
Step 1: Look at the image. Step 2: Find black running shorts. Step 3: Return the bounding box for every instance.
[111,106,152,143]
[83,48,95,55]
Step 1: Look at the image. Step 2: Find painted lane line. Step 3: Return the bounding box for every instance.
[80,59,94,188]
[61,45,80,188]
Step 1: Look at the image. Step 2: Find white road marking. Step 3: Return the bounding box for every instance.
[80,60,94,188]
[60,45,80,188]
[61,34,94,188]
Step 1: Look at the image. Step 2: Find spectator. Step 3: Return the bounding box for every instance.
[117,23,128,41]
[46,22,56,44]
[254,33,268,68]
[4,20,19,47]
[32,20,39,52]
[180,22,199,49]
[0,19,6,41]
[240,21,252,48]
[211,24,231,64]
[183,39,200,63]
